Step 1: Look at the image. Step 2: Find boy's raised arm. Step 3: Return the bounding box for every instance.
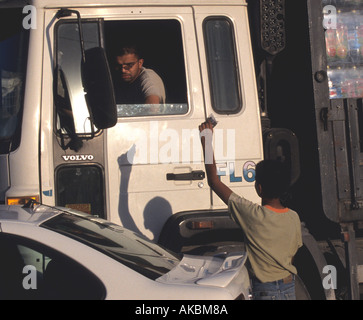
[199,121,233,205]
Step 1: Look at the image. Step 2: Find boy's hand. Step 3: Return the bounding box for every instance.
[199,119,214,133]
[199,120,213,146]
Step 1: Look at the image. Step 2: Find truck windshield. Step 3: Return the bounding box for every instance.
[0,8,29,153]
[41,212,180,280]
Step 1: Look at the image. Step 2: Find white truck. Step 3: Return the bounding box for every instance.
[1,0,363,299]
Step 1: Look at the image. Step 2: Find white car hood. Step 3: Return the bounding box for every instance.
[156,251,248,288]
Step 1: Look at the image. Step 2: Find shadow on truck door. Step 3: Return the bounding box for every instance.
[118,146,172,241]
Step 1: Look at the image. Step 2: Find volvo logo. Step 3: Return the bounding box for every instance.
[62,154,94,161]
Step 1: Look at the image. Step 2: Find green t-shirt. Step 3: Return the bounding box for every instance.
[228,192,303,283]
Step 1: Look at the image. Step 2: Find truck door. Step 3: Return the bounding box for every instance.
[105,5,263,241]
[193,5,263,208]
[104,7,210,241]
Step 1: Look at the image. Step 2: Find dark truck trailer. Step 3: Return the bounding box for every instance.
[246,0,363,299]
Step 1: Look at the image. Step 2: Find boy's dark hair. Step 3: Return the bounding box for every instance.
[255,160,291,199]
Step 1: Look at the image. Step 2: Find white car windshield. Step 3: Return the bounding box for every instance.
[41,212,180,280]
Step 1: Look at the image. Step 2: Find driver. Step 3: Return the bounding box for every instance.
[112,45,166,105]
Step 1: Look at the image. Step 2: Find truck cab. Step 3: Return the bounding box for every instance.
[0,0,263,244]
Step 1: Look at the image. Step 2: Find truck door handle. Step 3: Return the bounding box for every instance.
[166,170,205,181]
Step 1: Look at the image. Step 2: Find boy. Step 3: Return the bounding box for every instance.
[199,120,302,300]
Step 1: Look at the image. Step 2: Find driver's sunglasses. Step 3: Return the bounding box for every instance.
[116,61,138,71]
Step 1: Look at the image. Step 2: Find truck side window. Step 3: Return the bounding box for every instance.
[104,19,188,117]
[204,17,241,114]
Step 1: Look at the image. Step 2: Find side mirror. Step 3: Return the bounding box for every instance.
[81,47,117,129]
